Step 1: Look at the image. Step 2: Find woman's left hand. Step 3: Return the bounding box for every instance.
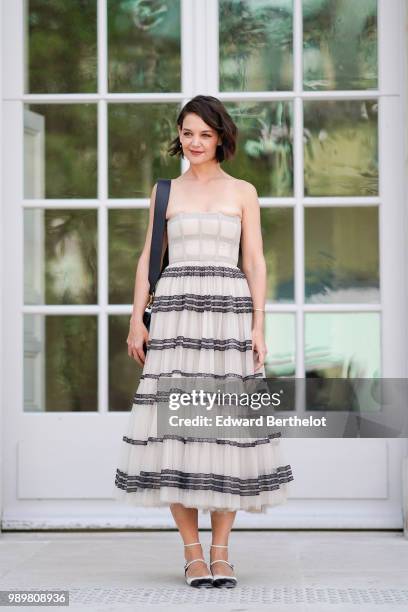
[252,328,268,372]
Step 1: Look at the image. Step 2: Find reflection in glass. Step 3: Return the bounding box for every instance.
[24,315,98,412]
[261,208,294,302]
[27,0,97,93]
[303,0,377,91]
[304,313,380,378]
[108,103,180,198]
[24,209,97,305]
[305,207,379,303]
[223,101,293,197]
[304,100,378,196]
[219,0,293,92]
[109,209,149,304]
[109,315,143,412]
[24,104,97,199]
[264,314,295,377]
[108,0,181,93]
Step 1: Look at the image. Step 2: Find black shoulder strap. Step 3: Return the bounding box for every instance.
[148,178,171,294]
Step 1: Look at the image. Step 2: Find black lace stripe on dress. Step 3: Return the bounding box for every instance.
[153,293,252,301]
[151,297,253,314]
[140,371,264,380]
[115,467,294,495]
[122,433,282,447]
[145,337,253,351]
[161,265,246,279]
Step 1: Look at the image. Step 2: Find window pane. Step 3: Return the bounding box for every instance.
[305,207,379,303]
[24,209,97,305]
[304,100,378,196]
[24,105,97,199]
[303,0,377,91]
[108,0,181,93]
[264,314,295,377]
[223,101,294,197]
[24,315,98,412]
[108,103,180,198]
[262,208,294,302]
[27,0,97,93]
[109,315,143,412]
[109,209,149,304]
[305,313,380,377]
[219,0,293,92]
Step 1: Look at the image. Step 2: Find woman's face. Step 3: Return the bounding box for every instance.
[178,113,222,164]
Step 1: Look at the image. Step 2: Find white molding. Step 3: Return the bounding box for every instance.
[1,0,407,531]
[181,0,194,97]
[0,0,3,531]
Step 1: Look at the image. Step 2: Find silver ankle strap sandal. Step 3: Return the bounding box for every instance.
[210,544,238,588]
[183,542,213,588]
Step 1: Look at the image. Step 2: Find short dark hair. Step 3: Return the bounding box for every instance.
[168,95,238,162]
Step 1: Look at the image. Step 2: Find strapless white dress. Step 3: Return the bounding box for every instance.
[113,211,294,513]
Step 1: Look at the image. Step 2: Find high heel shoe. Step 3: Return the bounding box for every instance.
[209,544,238,588]
[183,542,213,588]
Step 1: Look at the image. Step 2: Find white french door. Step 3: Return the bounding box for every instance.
[1,0,407,529]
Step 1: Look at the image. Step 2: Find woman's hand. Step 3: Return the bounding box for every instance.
[252,328,268,372]
[127,317,149,367]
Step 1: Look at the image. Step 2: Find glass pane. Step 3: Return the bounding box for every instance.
[24,105,97,198]
[304,313,380,377]
[305,207,379,303]
[24,315,98,412]
[108,0,181,93]
[304,100,378,196]
[303,0,377,91]
[108,103,180,197]
[219,0,293,92]
[27,0,97,94]
[109,315,143,412]
[262,208,294,302]
[223,101,293,197]
[24,209,97,305]
[109,209,149,304]
[264,314,295,377]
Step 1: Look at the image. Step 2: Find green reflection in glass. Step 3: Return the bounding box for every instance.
[24,314,98,412]
[24,209,97,305]
[305,312,380,378]
[108,103,181,197]
[108,0,181,93]
[304,100,378,196]
[219,0,293,92]
[109,209,149,304]
[27,0,97,94]
[261,208,294,302]
[303,0,377,91]
[264,314,295,377]
[24,104,97,198]
[223,101,293,197]
[109,315,143,411]
[305,207,379,303]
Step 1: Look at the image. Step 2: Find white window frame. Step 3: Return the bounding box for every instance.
[1,0,407,529]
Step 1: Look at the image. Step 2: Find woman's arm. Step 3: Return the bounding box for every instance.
[240,181,267,331]
[239,181,268,371]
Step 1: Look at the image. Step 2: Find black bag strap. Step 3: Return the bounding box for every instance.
[147,178,171,297]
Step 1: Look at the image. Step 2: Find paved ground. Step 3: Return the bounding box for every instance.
[0,530,407,611]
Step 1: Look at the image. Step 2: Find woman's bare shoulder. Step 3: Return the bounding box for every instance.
[231,178,258,208]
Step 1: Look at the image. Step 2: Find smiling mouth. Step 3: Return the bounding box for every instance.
[190,151,203,154]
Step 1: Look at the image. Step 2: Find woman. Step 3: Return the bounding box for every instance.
[114,95,294,588]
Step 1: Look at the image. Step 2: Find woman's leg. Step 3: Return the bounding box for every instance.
[210,510,237,576]
[170,503,211,578]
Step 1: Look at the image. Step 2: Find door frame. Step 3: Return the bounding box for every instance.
[1,0,407,530]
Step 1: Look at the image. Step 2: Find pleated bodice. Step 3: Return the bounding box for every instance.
[166,211,242,266]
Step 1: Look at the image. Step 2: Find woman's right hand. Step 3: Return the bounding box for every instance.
[127,317,149,367]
